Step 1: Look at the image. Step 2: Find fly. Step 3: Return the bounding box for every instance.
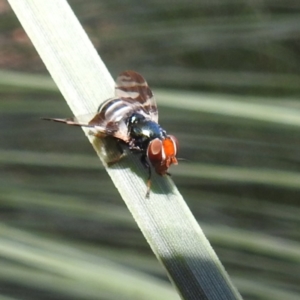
[43,71,178,197]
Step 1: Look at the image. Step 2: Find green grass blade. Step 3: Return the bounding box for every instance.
[7,1,242,299]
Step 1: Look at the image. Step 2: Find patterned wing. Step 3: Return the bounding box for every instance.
[115,71,158,123]
[89,97,133,142]
[90,71,159,142]
[43,110,129,142]
[43,71,157,144]
[42,114,108,135]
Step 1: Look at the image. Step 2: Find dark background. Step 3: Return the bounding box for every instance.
[0,0,299,299]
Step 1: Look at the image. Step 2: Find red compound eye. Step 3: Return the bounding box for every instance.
[167,135,178,155]
[162,135,178,157]
[147,138,164,162]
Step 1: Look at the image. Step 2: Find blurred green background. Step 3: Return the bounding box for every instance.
[0,0,300,299]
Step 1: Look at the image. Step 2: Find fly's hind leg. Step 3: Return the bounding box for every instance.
[88,129,106,139]
[89,130,127,166]
[105,139,127,166]
[106,154,126,166]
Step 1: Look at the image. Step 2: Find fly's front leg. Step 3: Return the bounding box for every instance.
[128,139,143,152]
[141,154,152,198]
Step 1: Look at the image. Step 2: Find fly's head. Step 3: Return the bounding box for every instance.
[146,135,178,175]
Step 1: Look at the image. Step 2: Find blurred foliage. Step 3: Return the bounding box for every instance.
[0,0,300,299]
[1,0,300,95]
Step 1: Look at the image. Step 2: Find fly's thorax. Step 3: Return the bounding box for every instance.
[127,113,165,150]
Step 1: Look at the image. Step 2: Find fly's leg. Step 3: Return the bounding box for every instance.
[88,131,126,165]
[106,140,127,166]
[88,130,106,138]
[107,141,142,166]
[141,154,151,198]
[106,153,126,166]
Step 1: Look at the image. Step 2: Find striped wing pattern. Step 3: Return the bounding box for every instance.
[44,71,158,143]
[88,71,158,142]
[115,71,158,123]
